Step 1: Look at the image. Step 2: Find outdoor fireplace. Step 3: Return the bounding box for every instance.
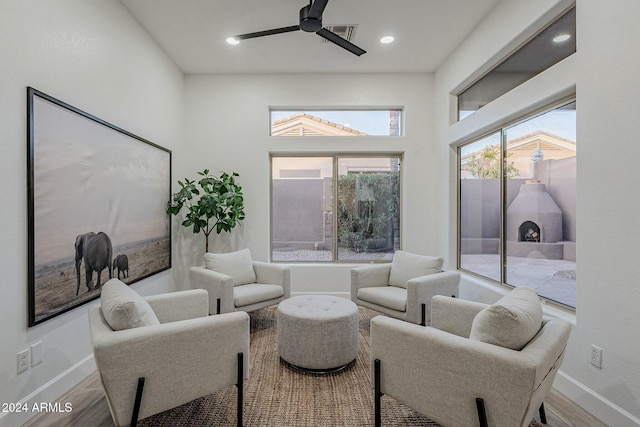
[506,180,564,259]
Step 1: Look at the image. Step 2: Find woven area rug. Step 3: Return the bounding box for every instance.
[139,307,542,427]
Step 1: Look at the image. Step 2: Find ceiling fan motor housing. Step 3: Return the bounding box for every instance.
[299,4,322,32]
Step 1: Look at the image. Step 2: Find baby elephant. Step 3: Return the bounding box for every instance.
[112,254,129,279]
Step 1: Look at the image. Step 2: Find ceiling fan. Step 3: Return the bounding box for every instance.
[228,0,366,56]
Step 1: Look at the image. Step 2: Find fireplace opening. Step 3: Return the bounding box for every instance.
[519,221,540,242]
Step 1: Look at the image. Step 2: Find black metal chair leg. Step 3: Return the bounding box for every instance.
[420,303,426,326]
[217,298,221,315]
[237,352,244,427]
[131,377,145,427]
[539,402,548,424]
[476,398,488,427]
[374,359,382,427]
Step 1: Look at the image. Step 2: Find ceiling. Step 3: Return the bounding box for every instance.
[120,0,501,74]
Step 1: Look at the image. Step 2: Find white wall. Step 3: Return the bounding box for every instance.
[434,0,640,425]
[0,1,183,425]
[180,73,439,295]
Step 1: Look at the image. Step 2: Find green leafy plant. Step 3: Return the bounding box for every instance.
[337,172,399,253]
[464,145,519,179]
[167,169,245,252]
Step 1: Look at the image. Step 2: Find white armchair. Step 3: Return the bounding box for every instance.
[370,288,571,427]
[88,279,249,427]
[190,248,290,314]
[351,250,460,325]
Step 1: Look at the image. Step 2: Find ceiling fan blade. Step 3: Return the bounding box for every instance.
[234,25,300,40]
[316,28,366,56]
[308,0,329,19]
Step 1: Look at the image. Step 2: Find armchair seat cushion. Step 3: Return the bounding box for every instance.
[388,251,444,288]
[204,249,257,286]
[100,279,160,330]
[357,286,407,312]
[234,284,285,307]
[469,286,543,350]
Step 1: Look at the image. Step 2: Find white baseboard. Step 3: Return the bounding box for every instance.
[554,370,640,427]
[0,355,96,427]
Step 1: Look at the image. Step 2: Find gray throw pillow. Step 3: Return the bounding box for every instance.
[469,287,543,350]
[388,251,444,288]
[204,248,257,286]
[100,279,160,330]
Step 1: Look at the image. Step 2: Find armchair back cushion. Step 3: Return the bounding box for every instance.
[204,248,257,286]
[388,251,444,288]
[100,279,160,330]
[469,286,543,350]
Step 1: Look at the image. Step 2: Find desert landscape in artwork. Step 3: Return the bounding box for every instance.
[33,237,170,323]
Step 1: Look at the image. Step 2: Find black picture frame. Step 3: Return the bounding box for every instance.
[27,87,172,326]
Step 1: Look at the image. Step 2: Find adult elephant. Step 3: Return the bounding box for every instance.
[75,232,113,296]
[112,254,129,279]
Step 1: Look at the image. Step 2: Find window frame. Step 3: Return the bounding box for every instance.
[270,152,403,263]
[269,108,404,137]
[456,6,576,121]
[457,97,576,309]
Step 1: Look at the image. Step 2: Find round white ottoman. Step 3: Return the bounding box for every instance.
[277,295,359,372]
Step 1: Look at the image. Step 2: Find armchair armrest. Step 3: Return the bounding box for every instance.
[350,264,392,300]
[430,294,487,338]
[189,266,235,314]
[405,270,461,325]
[253,261,291,298]
[92,311,250,426]
[145,289,209,323]
[370,315,537,427]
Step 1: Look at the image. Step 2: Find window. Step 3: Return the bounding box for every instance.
[459,132,502,282]
[270,109,402,136]
[271,155,401,262]
[458,101,576,308]
[457,7,576,120]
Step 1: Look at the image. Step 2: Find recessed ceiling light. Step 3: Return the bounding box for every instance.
[380,36,394,44]
[553,34,571,43]
[226,37,240,45]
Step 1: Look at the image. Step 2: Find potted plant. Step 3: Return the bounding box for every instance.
[167,169,245,252]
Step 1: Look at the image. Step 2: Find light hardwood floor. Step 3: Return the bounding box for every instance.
[23,371,607,427]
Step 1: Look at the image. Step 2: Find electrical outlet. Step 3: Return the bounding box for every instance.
[591,345,603,369]
[17,349,30,374]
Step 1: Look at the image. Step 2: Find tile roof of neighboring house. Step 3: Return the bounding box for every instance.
[507,130,576,150]
[461,130,576,162]
[271,113,368,136]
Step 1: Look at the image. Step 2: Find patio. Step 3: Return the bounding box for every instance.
[461,254,576,308]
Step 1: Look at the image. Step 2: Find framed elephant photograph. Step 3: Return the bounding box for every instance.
[27,87,172,326]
